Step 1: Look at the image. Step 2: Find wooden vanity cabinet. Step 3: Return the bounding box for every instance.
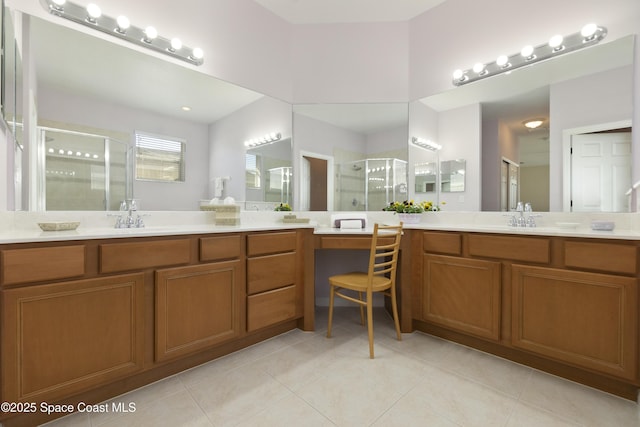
[0,229,310,426]
[415,231,639,397]
[1,273,145,403]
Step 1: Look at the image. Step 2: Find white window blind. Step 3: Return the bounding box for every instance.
[135,132,185,182]
[245,153,261,188]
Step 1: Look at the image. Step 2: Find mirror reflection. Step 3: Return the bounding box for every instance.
[293,103,408,211]
[245,138,293,207]
[411,35,634,212]
[441,159,465,193]
[22,13,290,211]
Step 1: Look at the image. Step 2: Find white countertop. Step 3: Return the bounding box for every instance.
[0,210,639,244]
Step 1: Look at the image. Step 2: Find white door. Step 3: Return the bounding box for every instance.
[571,132,632,212]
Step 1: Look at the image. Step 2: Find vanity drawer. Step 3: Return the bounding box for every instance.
[100,239,191,273]
[200,235,242,262]
[247,252,296,294]
[247,285,297,332]
[468,234,550,263]
[318,236,395,249]
[423,232,461,255]
[247,231,296,256]
[564,241,637,275]
[1,245,85,285]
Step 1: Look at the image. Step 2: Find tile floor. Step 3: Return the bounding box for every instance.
[42,307,639,427]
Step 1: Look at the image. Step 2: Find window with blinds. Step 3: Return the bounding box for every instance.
[135,132,185,182]
[245,153,261,188]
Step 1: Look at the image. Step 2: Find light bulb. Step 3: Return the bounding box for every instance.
[549,34,564,48]
[472,62,485,74]
[496,55,509,67]
[191,47,204,60]
[48,148,54,153]
[116,15,130,32]
[86,3,101,19]
[452,69,464,80]
[581,23,598,38]
[521,45,534,58]
[58,149,64,154]
[170,38,183,51]
[144,26,158,41]
[52,0,66,5]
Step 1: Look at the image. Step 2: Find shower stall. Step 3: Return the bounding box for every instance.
[336,158,407,211]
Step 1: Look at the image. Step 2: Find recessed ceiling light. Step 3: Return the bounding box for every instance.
[524,119,545,129]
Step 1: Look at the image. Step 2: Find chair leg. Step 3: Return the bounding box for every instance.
[358,291,365,326]
[366,290,374,359]
[390,286,402,341]
[327,284,335,338]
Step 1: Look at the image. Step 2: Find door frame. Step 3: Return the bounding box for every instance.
[562,119,632,211]
[298,150,334,211]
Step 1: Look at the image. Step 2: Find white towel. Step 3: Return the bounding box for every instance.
[339,219,363,229]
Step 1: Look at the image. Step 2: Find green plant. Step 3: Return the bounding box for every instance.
[275,203,292,211]
[382,200,443,213]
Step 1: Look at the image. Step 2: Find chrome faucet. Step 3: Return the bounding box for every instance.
[506,202,539,227]
[114,199,145,228]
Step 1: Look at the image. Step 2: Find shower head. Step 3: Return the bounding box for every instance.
[352,164,362,171]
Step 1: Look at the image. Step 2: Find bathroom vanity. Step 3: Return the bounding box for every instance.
[0,214,638,425]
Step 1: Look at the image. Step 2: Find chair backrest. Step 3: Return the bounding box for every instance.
[367,222,403,285]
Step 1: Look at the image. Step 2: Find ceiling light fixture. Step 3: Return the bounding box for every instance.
[411,137,442,151]
[40,0,204,66]
[452,23,606,86]
[244,132,282,148]
[524,119,545,129]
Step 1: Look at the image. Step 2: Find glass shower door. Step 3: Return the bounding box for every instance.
[43,128,130,210]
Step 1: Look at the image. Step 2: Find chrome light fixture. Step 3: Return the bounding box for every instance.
[244,132,282,148]
[452,23,607,86]
[411,137,442,151]
[40,0,204,66]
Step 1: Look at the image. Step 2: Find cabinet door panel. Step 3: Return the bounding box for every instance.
[512,265,637,380]
[2,273,145,402]
[423,254,501,340]
[155,261,243,362]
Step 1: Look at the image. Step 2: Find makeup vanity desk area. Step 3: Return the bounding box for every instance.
[315,223,640,402]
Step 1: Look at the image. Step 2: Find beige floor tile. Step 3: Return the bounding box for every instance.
[186,362,292,426]
[408,363,519,427]
[235,394,334,427]
[40,412,91,427]
[442,345,533,398]
[505,402,583,427]
[519,370,640,426]
[94,389,212,427]
[89,375,186,425]
[295,346,430,426]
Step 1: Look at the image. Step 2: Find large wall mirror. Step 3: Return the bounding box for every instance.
[293,103,408,211]
[16,12,292,211]
[409,35,634,212]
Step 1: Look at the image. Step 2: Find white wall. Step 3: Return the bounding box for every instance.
[209,96,292,201]
[549,65,633,210]
[38,87,210,210]
[291,22,409,103]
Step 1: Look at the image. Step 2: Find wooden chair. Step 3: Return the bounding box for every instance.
[326,222,403,358]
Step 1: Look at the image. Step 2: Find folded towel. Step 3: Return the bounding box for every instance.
[339,219,365,229]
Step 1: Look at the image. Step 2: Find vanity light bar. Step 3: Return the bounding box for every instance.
[452,23,607,86]
[244,132,282,148]
[40,0,204,66]
[411,137,441,151]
